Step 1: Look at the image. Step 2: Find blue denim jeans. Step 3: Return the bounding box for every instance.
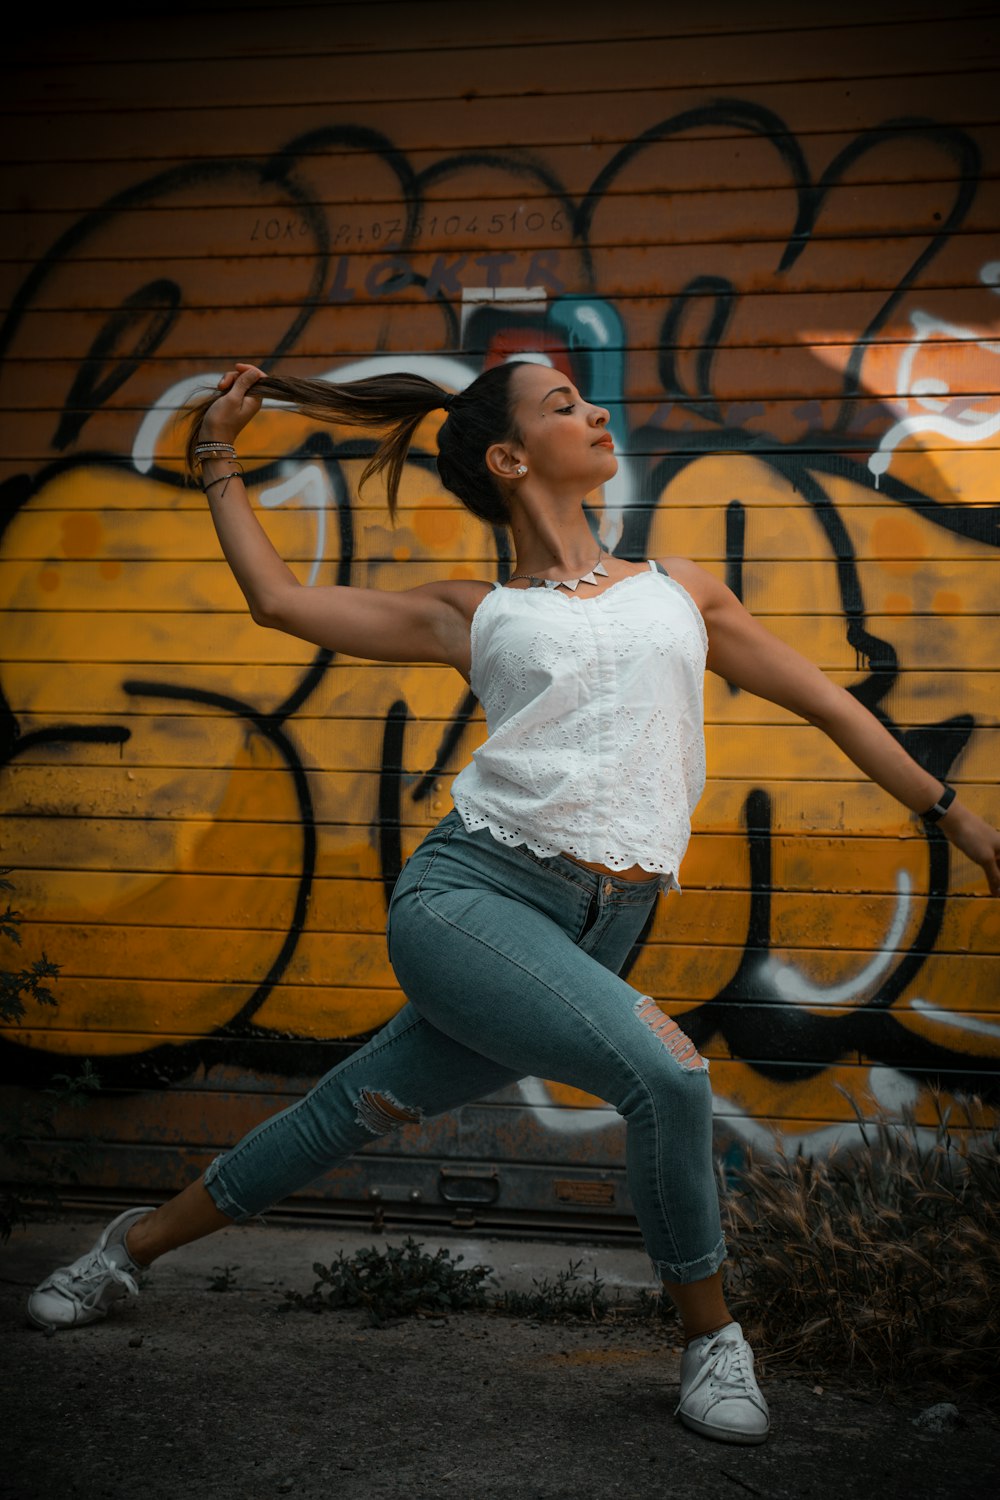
[204,811,725,1283]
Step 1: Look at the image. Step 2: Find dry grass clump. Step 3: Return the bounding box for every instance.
[722,1097,1000,1393]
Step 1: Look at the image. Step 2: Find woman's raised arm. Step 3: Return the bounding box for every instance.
[668,557,1000,896]
[191,365,479,673]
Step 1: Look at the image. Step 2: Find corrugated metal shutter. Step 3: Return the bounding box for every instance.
[2,0,998,1233]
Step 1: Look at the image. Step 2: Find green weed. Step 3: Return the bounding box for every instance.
[494,1259,614,1322]
[0,870,59,1026]
[279,1235,493,1326]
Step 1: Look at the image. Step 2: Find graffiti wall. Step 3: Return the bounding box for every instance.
[1,1,998,1223]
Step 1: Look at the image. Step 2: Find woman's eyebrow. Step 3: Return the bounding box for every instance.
[541,385,574,407]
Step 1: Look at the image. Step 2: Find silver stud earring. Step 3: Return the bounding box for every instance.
[515,464,527,476]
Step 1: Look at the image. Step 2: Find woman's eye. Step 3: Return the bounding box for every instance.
[556,404,575,414]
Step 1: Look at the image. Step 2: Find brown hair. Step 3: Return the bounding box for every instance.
[185,364,526,527]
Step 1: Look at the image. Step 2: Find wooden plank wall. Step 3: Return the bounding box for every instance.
[1,0,998,1217]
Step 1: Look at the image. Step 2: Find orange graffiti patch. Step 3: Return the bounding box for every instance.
[870,515,927,578]
[537,1081,608,1111]
[883,592,912,615]
[60,512,103,558]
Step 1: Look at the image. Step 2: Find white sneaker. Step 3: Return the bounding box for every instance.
[27,1207,155,1331]
[676,1322,770,1444]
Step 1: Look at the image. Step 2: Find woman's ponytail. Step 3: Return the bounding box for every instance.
[185,360,525,527]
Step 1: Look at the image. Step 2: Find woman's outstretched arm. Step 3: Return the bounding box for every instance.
[667,558,1000,896]
[191,365,479,672]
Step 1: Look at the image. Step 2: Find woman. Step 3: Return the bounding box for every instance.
[28,360,1000,1447]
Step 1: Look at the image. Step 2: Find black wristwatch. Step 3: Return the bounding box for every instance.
[920,784,956,823]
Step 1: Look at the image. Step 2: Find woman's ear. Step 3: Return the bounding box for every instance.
[485,442,525,481]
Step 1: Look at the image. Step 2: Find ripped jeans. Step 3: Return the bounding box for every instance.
[204,810,725,1283]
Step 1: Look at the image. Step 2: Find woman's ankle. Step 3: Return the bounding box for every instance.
[123,1217,156,1269]
[683,1320,735,1347]
[662,1268,733,1344]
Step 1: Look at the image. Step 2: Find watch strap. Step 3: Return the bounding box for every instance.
[921,783,956,823]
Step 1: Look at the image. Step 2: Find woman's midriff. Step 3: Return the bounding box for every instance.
[561,852,661,884]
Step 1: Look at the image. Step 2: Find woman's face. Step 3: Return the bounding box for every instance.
[507,362,618,492]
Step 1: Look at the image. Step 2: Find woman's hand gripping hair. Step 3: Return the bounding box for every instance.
[198,363,267,446]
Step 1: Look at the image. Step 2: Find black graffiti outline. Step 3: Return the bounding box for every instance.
[682,791,997,1097]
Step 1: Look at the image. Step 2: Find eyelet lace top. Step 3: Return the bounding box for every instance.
[451,561,708,892]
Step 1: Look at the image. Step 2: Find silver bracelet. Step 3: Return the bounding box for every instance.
[194,444,237,464]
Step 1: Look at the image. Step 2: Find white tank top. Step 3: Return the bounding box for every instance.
[451,560,708,891]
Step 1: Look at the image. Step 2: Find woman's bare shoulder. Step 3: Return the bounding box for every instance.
[653,556,722,611]
[416,576,498,625]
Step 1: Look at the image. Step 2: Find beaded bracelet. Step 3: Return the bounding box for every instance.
[193,444,237,465]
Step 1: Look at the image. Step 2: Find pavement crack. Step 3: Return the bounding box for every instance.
[721,1470,766,1497]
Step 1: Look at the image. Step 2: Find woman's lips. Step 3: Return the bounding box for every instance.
[594,436,615,449]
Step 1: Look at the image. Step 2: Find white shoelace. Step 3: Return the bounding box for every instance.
[676,1332,767,1417]
[49,1248,139,1303]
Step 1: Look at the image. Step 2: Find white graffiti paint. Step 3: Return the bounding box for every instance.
[459,284,548,341]
[258,464,330,588]
[520,1073,933,1162]
[710,1092,951,1158]
[711,1093,855,1155]
[867,1065,921,1113]
[505,351,557,368]
[757,870,912,1006]
[869,290,1000,486]
[319,352,475,393]
[131,371,297,473]
[132,372,224,472]
[908,997,1000,1039]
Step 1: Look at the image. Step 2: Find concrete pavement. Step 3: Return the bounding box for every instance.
[2,1211,998,1500]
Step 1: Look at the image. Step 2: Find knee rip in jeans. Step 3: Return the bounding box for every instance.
[634,996,708,1072]
[355,1087,424,1136]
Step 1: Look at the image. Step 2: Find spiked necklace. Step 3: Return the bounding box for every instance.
[508,546,609,592]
